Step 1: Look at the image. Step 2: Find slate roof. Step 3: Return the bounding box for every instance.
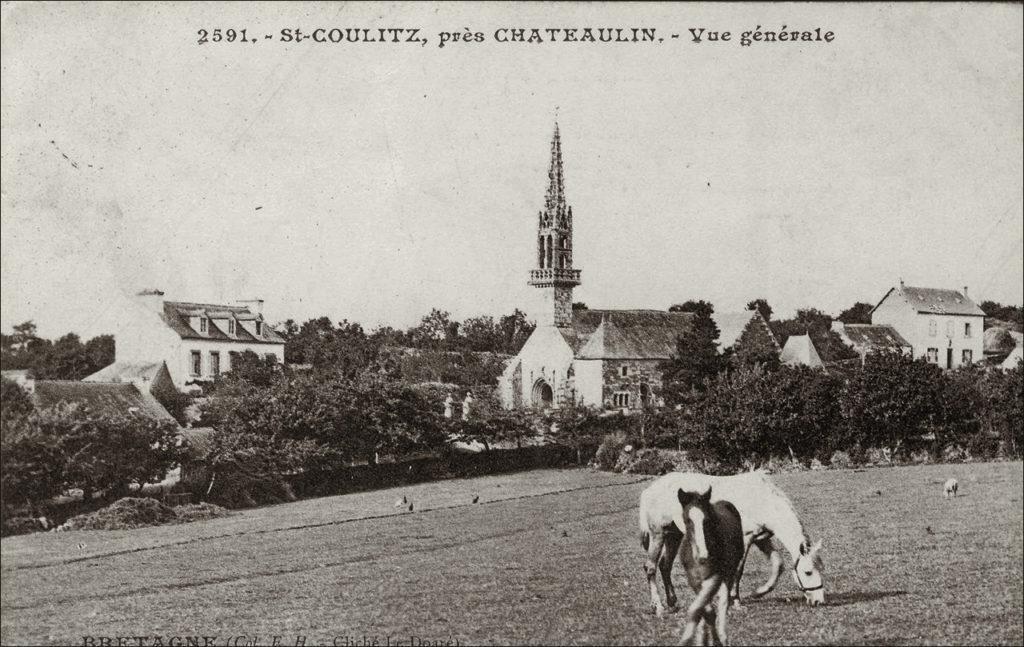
[563,310,694,360]
[31,381,177,423]
[83,361,166,383]
[842,324,912,351]
[874,286,985,317]
[162,301,285,344]
[780,334,825,368]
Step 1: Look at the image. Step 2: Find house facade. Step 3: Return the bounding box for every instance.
[869,282,985,370]
[499,123,695,411]
[94,290,286,390]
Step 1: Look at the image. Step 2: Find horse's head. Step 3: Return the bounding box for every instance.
[677,486,713,563]
[793,539,825,606]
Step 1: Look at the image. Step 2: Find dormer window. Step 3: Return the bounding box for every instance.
[255,321,262,336]
[199,318,208,333]
[228,319,236,335]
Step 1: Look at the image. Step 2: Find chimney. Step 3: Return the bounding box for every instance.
[899,277,905,288]
[963,286,969,298]
[237,298,264,316]
[136,289,165,314]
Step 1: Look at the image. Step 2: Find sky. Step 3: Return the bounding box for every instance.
[2,2,1022,339]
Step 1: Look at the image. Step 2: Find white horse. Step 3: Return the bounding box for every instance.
[639,471,825,615]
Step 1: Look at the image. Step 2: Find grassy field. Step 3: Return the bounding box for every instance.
[2,462,1021,646]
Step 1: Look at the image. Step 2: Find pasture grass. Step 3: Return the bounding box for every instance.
[1,462,1021,645]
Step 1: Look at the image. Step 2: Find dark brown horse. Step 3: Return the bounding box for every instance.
[677,487,744,646]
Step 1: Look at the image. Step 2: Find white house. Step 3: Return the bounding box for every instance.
[869,282,985,370]
[88,289,286,390]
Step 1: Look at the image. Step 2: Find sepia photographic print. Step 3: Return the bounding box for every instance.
[1,2,1022,645]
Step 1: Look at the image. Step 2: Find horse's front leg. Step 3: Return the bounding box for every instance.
[714,580,731,645]
[644,529,667,616]
[681,576,721,646]
[660,530,682,611]
[749,538,783,598]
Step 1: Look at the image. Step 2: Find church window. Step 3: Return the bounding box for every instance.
[538,237,545,267]
[621,365,629,377]
[546,234,553,268]
[613,392,630,408]
[560,236,568,249]
[560,255,568,269]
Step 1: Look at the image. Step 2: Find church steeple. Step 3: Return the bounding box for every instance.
[529,120,581,327]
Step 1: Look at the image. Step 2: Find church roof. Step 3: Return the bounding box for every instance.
[563,309,694,360]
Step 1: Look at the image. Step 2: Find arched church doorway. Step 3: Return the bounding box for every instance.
[532,379,554,408]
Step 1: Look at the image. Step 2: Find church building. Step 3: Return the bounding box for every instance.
[498,124,694,411]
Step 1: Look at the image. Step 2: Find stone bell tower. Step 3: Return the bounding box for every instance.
[528,122,581,327]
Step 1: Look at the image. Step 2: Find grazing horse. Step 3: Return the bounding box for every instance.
[944,478,958,499]
[676,487,744,646]
[639,471,825,614]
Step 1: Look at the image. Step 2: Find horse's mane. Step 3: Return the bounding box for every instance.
[748,471,810,545]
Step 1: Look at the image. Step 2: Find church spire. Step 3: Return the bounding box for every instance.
[529,118,580,327]
[544,122,567,227]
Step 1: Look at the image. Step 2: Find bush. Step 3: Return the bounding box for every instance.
[172,502,231,523]
[1,516,47,537]
[829,450,853,469]
[760,455,810,474]
[942,444,970,463]
[62,497,178,531]
[616,448,676,475]
[594,431,630,470]
[909,448,933,464]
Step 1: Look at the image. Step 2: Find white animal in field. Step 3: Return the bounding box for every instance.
[944,478,958,499]
[639,470,826,614]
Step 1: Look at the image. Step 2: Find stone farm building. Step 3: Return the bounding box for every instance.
[498,123,772,411]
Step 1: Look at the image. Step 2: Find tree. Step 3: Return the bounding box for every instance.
[745,299,773,321]
[461,315,501,353]
[1,402,181,507]
[0,378,34,421]
[839,351,945,456]
[837,302,874,325]
[979,301,1024,327]
[770,308,858,363]
[572,302,589,311]
[497,309,535,354]
[669,300,715,319]
[660,302,722,404]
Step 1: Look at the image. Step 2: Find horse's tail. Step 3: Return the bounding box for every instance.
[640,529,650,551]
